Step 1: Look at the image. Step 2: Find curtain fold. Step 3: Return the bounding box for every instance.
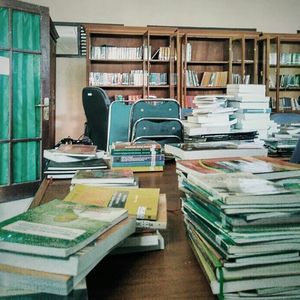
[13,141,40,183]
[0,8,8,48]
[12,10,40,51]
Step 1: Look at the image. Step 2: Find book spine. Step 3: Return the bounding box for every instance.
[111,161,165,167]
[111,154,165,163]
[112,144,161,150]
[111,149,161,155]
[135,220,166,230]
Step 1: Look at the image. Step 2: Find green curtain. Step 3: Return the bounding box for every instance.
[0,51,9,139]
[12,52,41,139]
[12,10,40,51]
[0,143,9,185]
[0,8,9,48]
[13,142,40,183]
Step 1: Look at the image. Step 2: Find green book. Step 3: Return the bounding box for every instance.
[0,199,128,257]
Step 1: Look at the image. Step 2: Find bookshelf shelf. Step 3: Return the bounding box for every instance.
[187,60,229,65]
[258,33,300,112]
[85,25,179,102]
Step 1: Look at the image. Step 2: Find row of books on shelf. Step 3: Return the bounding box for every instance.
[89,71,175,86]
[1,152,167,295]
[91,45,144,60]
[186,70,228,87]
[269,74,300,88]
[231,73,250,85]
[271,96,300,111]
[269,52,300,65]
[90,45,173,61]
[175,155,300,298]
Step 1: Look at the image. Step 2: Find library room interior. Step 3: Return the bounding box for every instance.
[1,0,300,299]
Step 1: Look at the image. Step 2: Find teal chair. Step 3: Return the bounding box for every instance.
[128,99,183,145]
[106,100,132,151]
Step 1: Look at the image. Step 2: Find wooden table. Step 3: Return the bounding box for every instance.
[34,160,215,300]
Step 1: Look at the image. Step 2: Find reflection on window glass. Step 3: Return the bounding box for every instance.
[56,25,79,55]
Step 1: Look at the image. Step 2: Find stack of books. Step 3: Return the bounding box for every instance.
[64,184,167,233]
[67,169,167,253]
[109,141,164,172]
[175,156,300,298]
[0,199,135,296]
[164,140,267,160]
[226,84,272,139]
[44,144,108,179]
[182,95,237,136]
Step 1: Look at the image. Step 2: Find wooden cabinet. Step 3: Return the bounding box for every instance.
[85,25,179,102]
[258,33,300,112]
[180,30,259,108]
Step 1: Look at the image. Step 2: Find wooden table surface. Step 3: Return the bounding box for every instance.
[35,160,215,300]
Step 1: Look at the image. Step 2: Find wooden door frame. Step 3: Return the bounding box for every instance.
[0,0,55,203]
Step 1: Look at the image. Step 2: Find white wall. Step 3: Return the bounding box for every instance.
[23,0,300,143]
[22,0,300,33]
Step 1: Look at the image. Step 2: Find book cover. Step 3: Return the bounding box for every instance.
[55,144,97,157]
[71,169,135,185]
[64,185,160,220]
[187,172,300,205]
[0,217,136,276]
[136,194,167,230]
[0,199,128,257]
[176,156,300,179]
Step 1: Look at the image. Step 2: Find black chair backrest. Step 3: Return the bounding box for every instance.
[82,87,110,151]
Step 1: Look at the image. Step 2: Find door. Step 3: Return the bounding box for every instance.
[0,0,54,202]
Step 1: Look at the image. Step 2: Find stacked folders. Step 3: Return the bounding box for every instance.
[176,156,300,299]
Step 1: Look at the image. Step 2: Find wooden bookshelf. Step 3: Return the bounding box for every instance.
[180,29,259,108]
[85,25,179,102]
[258,33,300,113]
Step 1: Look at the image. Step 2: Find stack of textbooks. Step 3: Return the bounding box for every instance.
[109,141,164,172]
[64,184,167,233]
[164,140,267,160]
[175,156,300,298]
[43,144,108,179]
[182,95,237,136]
[0,199,135,296]
[64,181,167,253]
[226,84,273,139]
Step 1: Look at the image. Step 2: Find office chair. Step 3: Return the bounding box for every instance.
[82,87,110,151]
[106,100,132,152]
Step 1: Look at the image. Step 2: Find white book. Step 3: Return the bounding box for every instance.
[228,101,270,109]
[227,84,266,95]
[227,95,270,102]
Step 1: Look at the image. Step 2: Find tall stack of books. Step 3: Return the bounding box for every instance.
[109,141,164,172]
[182,94,237,137]
[0,199,135,296]
[43,144,108,179]
[175,156,300,299]
[226,84,273,139]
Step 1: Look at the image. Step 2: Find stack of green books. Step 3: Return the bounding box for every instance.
[0,199,135,296]
[177,157,300,299]
[109,141,164,172]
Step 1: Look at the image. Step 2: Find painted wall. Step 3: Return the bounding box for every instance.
[23,0,300,143]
